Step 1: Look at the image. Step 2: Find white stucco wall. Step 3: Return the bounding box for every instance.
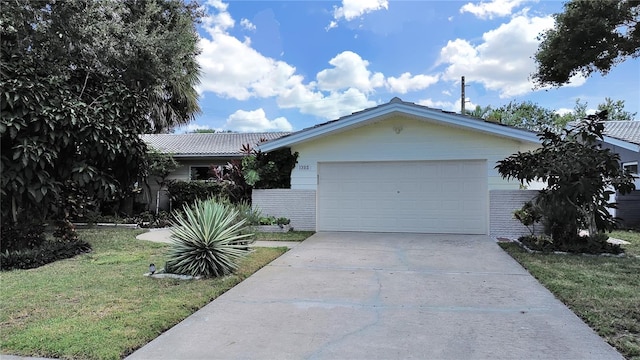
[289,116,538,191]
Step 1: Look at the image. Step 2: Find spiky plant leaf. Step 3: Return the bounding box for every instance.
[167,199,254,277]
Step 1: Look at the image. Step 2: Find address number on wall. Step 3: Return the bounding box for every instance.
[298,165,310,170]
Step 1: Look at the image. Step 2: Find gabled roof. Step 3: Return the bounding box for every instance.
[603,121,640,152]
[259,97,540,152]
[142,132,290,157]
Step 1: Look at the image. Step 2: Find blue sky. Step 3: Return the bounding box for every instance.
[181,0,640,133]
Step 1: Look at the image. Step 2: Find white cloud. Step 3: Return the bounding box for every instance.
[299,88,376,120]
[198,2,386,121]
[417,98,475,113]
[240,18,256,31]
[202,0,234,33]
[460,0,527,19]
[224,108,293,132]
[328,0,388,29]
[386,73,439,94]
[316,51,384,93]
[198,1,431,121]
[197,28,297,100]
[437,15,589,98]
[417,98,454,110]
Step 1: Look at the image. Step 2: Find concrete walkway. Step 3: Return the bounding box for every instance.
[136,228,301,248]
[127,232,623,360]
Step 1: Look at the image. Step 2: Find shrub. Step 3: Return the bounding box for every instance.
[497,111,636,251]
[513,201,542,235]
[166,180,225,212]
[1,221,46,252]
[518,233,622,254]
[210,161,252,204]
[166,199,254,277]
[233,201,262,226]
[241,147,299,189]
[1,239,91,271]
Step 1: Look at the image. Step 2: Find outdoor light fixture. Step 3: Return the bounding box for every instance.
[149,263,156,274]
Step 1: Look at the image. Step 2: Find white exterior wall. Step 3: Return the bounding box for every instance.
[252,189,316,231]
[168,159,231,181]
[150,158,232,212]
[489,190,540,239]
[290,116,537,191]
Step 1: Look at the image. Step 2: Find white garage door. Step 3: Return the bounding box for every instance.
[317,160,487,234]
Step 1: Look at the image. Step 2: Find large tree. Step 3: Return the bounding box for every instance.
[1,0,201,235]
[496,111,636,249]
[533,0,640,86]
[487,101,562,132]
[558,98,636,125]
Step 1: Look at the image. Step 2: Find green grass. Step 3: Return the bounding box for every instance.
[251,230,315,241]
[0,228,287,360]
[500,231,640,359]
[612,230,640,256]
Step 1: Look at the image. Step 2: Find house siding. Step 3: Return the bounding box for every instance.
[599,141,640,219]
[289,116,535,191]
[601,142,640,166]
[617,190,640,228]
[252,189,316,231]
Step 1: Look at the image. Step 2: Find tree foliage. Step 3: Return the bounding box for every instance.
[534,0,640,86]
[465,105,493,119]
[558,98,636,125]
[145,148,180,214]
[597,97,637,121]
[487,101,562,132]
[496,111,636,248]
[241,148,299,189]
[1,1,201,234]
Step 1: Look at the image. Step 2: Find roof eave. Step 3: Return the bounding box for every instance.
[603,136,640,153]
[259,103,540,151]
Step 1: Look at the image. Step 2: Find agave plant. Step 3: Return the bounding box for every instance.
[167,199,254,277]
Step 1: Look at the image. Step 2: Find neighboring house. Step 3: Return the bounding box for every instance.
[255,97,541,235]
[141,132,289,210]
[602,121,640,227]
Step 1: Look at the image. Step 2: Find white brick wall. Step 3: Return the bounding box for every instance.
[253,189,544,236]
[252,189,316,231]
[490,190,539,239]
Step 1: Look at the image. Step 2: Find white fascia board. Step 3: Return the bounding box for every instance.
[603,136,640,153]
[399,106,541,144]
[259,103,540,151]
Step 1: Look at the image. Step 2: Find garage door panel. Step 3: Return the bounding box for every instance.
[317,161,487,234]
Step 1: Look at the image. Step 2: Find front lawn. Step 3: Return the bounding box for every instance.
[251,230,315,241]
[0,228,286,360]
[500,231,640,359]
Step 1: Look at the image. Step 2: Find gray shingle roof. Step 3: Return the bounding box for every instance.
[603,121,640,145]
[141,132,290,157]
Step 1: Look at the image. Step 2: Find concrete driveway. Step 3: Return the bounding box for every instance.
[127,232,622,360]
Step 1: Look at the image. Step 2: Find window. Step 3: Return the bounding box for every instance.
[190,166,213,180]
[623,162,638,175]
